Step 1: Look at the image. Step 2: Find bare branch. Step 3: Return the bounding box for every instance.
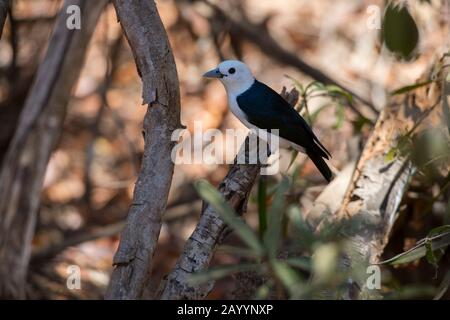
[0,0,108,299]
[105,0,182,299]
[31,200,200,263]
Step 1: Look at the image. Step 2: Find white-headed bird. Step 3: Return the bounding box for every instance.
[203,60,332,182]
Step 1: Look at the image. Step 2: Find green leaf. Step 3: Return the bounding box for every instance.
[309,81,326,93]
[195,180,264,256]
[287,205,315,250]
[384,147,398,163]
[383,285,436,299]
[287,150,299,172]
[296,99,306,113]
[216,245,261,259]
[391,80,433,95]
[270,260,303,297]
[255,280,274,299]
[333,102,345,129]
[425,239,438,270]
[285,257,312,272]
[352,115,373,133]
[324,84,353,103]
[382,3,419,60]
[263,177,290,258]
[428,225,450,237]
[188,263,261,285]
[379,229,450,265]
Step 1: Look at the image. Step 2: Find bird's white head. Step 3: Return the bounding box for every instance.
[203,60,255,96]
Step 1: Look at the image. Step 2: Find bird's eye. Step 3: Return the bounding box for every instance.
[228,68,236,74]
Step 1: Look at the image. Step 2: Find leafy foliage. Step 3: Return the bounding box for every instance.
[380,226,450,266]
[193,178,372,299]
[285,77,356,171]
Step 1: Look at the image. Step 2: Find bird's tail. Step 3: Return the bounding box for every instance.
[306,149,333,182]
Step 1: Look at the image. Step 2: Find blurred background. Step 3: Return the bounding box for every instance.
[0,0,448,299]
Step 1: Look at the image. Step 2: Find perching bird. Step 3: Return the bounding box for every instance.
[203,60,332,182]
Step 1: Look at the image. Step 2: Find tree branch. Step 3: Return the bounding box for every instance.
[105,0,182,300]
[158,89,299,300]
[0,0,108,299]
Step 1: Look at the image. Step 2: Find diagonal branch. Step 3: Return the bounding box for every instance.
[105,0,182,300]
[158,89,299,300]
[158,142,262,299]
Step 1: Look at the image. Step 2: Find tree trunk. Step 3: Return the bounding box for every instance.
[329,58,447,299]
[105,0,182,299]
[0,0,108,299]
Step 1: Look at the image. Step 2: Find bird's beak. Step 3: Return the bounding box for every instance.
[203,68,224,78]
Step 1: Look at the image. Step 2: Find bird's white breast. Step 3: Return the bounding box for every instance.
[227,94,256,130]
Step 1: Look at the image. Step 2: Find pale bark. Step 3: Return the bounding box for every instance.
[330,60,447,299]
[105,0,182,299]
[0,0,108,299]
[305,161,357,230]
[159,89,299,300]
[158,141,262,299]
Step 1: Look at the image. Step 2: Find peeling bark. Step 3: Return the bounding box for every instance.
[330,60,447,299]
[105,0,182,299]
[0,0,108,299]
[305,162,357,231]
[158,142,262,299]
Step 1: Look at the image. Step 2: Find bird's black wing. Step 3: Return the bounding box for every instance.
[237,80,331,159]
